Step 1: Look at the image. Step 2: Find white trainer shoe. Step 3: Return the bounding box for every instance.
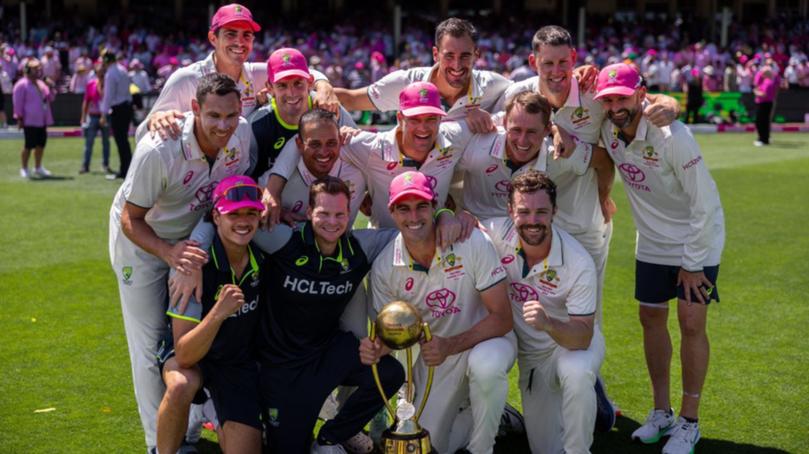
[662,417,701,454]
[34,166,52,177]
[631,408,675,444]
[20,168,30,178]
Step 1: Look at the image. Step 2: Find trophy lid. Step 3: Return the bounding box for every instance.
[375,300,423,349]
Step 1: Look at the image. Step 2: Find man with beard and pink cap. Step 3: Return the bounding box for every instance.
[595,63,725,454]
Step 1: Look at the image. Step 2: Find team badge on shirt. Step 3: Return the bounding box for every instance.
[641,145,660,167]
[571,106,591,127]
[537,268,560,294]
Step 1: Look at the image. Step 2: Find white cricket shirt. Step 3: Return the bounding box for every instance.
[599,115,724,270]
[485,218,597,362]
[111,112,252,240]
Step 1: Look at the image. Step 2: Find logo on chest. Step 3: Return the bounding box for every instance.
[425,288,460,318]
[617,163,651,192]
[509,282,538,303]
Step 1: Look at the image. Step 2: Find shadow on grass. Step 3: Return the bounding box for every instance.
[769,140,809,149]
[191,417,790,454]
[493,415,790,454]
[28,175,75,181]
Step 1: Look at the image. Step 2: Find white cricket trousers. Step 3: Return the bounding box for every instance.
[413,333,517,454]
[109,222,170,448]
[519,326,606,454]
[571,222,612,326]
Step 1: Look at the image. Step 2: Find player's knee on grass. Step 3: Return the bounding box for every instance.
[162,359,202,405]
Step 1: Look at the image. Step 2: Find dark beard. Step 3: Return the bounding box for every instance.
[518,224,548,246]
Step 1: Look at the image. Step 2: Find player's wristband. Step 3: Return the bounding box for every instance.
[434,208,454,220]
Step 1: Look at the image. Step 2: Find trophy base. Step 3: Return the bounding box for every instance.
[381,428,432,454]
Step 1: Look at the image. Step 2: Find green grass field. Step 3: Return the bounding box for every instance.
[1,133,808,453]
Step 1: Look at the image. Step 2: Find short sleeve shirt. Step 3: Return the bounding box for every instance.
[599,116,724,269]
[166,234,265,364]
[485,219,597,362]
[367,66,511,120]
[110,112,252,240]
[369,229,506,338]
[340,122,473,228]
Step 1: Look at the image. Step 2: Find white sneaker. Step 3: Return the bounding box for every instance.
[631,408,675,444]
[753,140,764,147]
[20,168,30,178]
[498,402,526,436]
[662,417,701,454]
[311,441,347,454]
[34,167,52,177]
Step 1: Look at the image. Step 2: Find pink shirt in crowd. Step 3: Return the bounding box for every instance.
[84,78,102,115]
[12,77,55,127]
[754,74,778,103]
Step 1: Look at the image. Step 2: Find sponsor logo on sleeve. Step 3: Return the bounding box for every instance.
[490,265,506,278]
[682,155,703,170]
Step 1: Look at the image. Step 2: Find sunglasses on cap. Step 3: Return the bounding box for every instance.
[216,184,261,204]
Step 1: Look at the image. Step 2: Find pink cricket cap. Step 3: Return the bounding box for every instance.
[213,175,264,214]
[267,48,313,84]
[399,82,446,118]
[210,3,261,33]
[594,63,642,100]
[388,171,435,208]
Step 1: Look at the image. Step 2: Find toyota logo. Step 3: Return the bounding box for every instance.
[425,175,438,189]
[509,283,538,303]
[425,288,456,309]
[495,180,512,193]
[194,182,217,203]
[618,163,646,183]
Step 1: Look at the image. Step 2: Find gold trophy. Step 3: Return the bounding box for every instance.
[370,300,435,454]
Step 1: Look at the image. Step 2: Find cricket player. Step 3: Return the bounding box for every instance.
[335,17,510,133]
[456,91,614,226]
[363,171,516,454]
[503,25,681,325]
[486,170,607,454]
[595,63,724,454]
[258,108,366,231]
[137,3,337,142]
[108,73,252,451]
[248,47,356,181]
[156,175,267,454]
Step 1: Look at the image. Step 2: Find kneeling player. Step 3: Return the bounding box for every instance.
[485,170,606,454]
[156,175,266,454]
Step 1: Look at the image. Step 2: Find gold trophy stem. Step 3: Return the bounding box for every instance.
[369,323,396,420]
[415,323,434,424]
[406,347,414,402]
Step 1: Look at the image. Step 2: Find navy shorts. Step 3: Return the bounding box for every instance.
[635,260,720,304]
[23,126,47,149]
[156,334,207,405]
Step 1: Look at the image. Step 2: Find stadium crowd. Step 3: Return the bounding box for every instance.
[2,11,809,98]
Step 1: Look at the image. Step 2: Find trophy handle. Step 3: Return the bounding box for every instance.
[369,323,396,420]
[415,322,434,424]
